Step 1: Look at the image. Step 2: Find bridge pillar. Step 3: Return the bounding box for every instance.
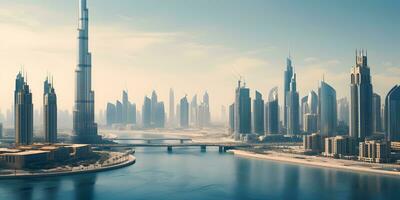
[200,145,206,152]
[167,146,173,152]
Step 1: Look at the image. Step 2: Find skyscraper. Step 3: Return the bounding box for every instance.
[15,72,33,145]
[190,95,198,126]
[169,88,175,126]
[106,103,116,126]
[350,50,373,140]
[122,90,129,124]
[234,80,251,140]
[253,91,264,135]
[73,0,100,143]
[287,73,299,135]
[337,98,350,126]
[385,85,400,141]
[155,102,165,128]
[267,87,279,134]
[372,93,382,133]
[151,91,158,126]
[318,80,337,137]
[142,96,151,128]
[300,95,308,131]
[203,92,211,125]
[284,56,294,129]
[43,77,57,144]
[180,96,189,128]
[229,103,235,133]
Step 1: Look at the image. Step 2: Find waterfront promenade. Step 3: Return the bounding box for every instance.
[230,150,400,176]
[0,151,136,179]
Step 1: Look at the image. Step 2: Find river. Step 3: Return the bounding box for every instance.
[0,146,400,200]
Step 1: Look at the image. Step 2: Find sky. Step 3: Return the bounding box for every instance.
[0,0,399,121]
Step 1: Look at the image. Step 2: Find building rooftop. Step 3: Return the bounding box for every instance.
[2,150,50,156]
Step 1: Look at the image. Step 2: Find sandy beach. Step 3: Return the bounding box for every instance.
[229,150,400,176]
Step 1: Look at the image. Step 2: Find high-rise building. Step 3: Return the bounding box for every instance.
[0,123,3,138]
[127,103,136,125]
[43,77,57,144]
[337,98,349,126]
[267,87,279,134]
[190,95,198,126]
[300,95,308,131]
[15,72,33,145]
[284,56,294,129]
[122,90,129,124]
[287,73,299,135]
[385,85,400,141]
[350,50,373,140]
[115,101,123,124]
[73,0,100,143]
[203,92,211,125]
[154,102,165,128]
[318,80,337,137]
[169,88,175,126]
[180,96,189,128]
[229,104,235,133]
[372,93,382,133]
[142,96,152,128]
[253,91,264,135]
[151,91,158,126]
[234,80,251,140]
[106,103,116,126]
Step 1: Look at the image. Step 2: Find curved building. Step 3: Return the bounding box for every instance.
[318,81,337,136]
[287,73,300,135]
[385,85,400,141]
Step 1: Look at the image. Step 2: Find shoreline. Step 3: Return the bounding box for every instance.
[229,150,400,176]
[0,155,136,179]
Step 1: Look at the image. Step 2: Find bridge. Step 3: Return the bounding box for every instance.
[108,138,192,144]
[93,142,252,152]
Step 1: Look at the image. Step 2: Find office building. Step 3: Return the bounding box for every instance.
[385,85,400,141]
[15,72,33,146]
[253,91,264,135]
[337,98,349,126]
[372,93,382,133]
[180,96,189,128]
[266,87,279,135]
[229,104,235,133]
[350,50,373,140]
[287,73,300,135]
[234,80,251,140]
[283,56,294,129]
[318,80,337,137]
[169,88,175,126]
[142,96,152,128]
[43,77,57,144]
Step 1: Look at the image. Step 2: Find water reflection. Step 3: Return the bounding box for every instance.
[73,174,97,200]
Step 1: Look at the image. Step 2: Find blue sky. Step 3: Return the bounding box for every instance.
[0,0,399,120]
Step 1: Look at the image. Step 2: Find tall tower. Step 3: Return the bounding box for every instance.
[169,88,175,126]
[287,73,299,135]
[318,80,337,137]
[385,85,400,141]
[267,87,279,135]
[234,80,251,140]
[350,50,373,140]
[253,91,264,134]
[284,56,294,129]
[44,77,57,144]
[15,72,33,145]
[73,0,101,143]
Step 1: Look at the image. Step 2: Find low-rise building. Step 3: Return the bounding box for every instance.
[303,133,323,154]
[323,136,356,158]
[0,144,93,169]
[391,142,400,152]
[359,140,390,163]
[0,150,49,169]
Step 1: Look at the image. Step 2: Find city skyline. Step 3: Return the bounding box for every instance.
[0,0,399,121]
